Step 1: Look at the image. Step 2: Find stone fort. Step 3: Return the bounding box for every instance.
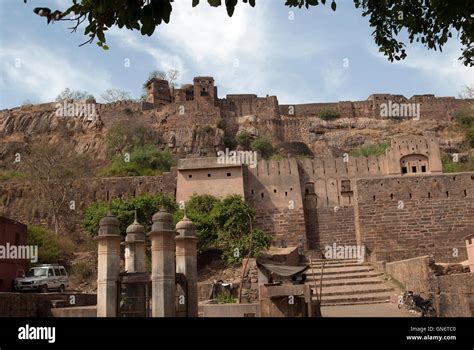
[1,76,473,265]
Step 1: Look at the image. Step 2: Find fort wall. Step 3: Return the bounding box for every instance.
[355,173,474,262]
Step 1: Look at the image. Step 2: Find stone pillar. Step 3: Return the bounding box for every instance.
[148,207,177,317]
[175,216,198,317]
[124,215,146,273]
[465,234,474,273]
[96,211,122,317]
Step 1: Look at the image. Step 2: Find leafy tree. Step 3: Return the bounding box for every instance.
[100,145,173,177]
[212,195,271,265]
[174,194,271,264]
[235,131,251,150]
[101,88,132,103]
[26,0,474,66]
[250,137,273,159]
[173,194,220,253]
[82,193,176,236]
[55,88,94,102]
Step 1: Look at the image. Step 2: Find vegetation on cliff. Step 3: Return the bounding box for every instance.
[349,140,391,157]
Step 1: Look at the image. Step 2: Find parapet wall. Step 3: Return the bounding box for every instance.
[279,96,472,120]
[244,159,306,247]
[355,173,474,262]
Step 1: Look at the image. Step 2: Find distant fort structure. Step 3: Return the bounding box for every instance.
[0,76,473,265]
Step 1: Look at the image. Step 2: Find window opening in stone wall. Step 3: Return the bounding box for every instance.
[421,165,426,172]
[227,173,231,177]
[188,174,192,178]
[207,174,211,177]
[412,166,417,173]
[341,180,351,192]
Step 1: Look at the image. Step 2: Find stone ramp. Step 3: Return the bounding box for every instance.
[306,259,396,306]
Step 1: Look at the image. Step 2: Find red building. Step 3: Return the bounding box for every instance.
[0,217,27,292]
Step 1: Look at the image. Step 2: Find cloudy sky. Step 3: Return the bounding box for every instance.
[0,0,472,109]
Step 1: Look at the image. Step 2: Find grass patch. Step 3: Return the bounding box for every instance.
[349,140,390,157]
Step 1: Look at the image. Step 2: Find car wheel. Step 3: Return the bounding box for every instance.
[40,284,48,293]
[59,285,65,293]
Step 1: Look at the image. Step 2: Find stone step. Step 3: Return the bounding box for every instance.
[314,285,394,297]
[310,262,367,268]
[316,292,392,306]
[308,277,387,287]
[309,259,361,265]
[306,272,384,281]
[305,266,375,276]
[320,299,392,307]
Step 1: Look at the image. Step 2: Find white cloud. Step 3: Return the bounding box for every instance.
[368,40,473,95]
[108,1,322,101]
[0,43,112,103]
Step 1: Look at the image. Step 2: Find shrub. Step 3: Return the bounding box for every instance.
[250,137,273,159]
[216,119,225,129]
[349,140,390,157]
[441,154,474,173]
[466,127,474,148]
[71,262,95,280]
[319,108,340,121]
[99,145,173,177]
[217,293,236,304]
[27,226,74,267]
[224,138,237,150]
[235,131,251,149]
[105,121,161,157]
[455,110,474,127]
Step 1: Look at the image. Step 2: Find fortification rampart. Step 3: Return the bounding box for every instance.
[355,172,474,262]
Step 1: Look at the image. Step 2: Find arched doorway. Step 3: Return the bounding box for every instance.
[400,154,429,175]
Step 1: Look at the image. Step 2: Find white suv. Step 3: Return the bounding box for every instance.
[14,264,69,293]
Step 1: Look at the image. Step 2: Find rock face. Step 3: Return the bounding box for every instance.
[1,77,472,170]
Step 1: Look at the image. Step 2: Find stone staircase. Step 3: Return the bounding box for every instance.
[306,259,395,306]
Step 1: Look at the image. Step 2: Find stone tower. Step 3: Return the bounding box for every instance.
[146,78,172,105]
[193,76,216,104]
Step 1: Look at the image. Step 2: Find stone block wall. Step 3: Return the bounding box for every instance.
[356,173,474,262]
[384,256,474,317]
